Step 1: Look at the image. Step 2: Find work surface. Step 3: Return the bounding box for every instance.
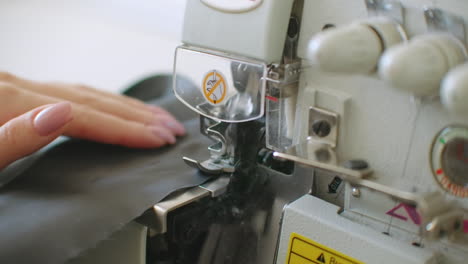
[0,94,210,264]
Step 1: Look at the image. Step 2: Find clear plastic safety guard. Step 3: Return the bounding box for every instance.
[173,46,268,122]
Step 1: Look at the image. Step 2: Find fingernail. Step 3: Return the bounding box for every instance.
[150,126,176,144]
[163,120,186,136]
[33,102,72,136]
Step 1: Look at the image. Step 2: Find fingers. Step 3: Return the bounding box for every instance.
[66,104,177,148]
[0,86,177,148]
[0,103,73,169]
[0,72,185,136]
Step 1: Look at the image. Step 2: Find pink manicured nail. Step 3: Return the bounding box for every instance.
[150,126,176,144]
[163,120,186,136]
[33,102,72,136]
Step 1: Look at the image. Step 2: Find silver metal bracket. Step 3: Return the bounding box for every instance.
[152,176,231,235]
[264,62,301,104]
[365,0,404,24]
[200,117,232,159]
[264,62,301,87]
[424,8,466,44]
[182,116,235,175]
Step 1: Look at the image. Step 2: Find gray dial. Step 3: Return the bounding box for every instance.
[431,126,468,197]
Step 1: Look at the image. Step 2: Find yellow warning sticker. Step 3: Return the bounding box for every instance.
[202,70,227,105]
[286,233,364,264]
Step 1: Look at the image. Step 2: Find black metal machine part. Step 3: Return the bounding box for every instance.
[137,118,312,264]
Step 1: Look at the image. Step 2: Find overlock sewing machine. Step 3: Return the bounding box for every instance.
[78,1,468,263]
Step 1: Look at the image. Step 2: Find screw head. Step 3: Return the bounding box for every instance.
[351,187,361,198]
[311,120,331,138]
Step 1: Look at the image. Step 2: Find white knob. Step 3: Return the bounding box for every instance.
[307,18,406,74]
[379,34,467,96]
[441,63,468,115]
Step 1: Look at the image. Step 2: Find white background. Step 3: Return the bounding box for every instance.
[0,0,187,93]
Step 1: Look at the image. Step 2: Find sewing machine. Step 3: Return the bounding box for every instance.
[73,1,468,263]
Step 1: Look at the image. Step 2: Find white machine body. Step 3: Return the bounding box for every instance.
[277,195,439,264]
[275,1,468,263]
[182,0,294,63]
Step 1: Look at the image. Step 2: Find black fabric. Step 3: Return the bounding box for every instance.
[0,79,210,264]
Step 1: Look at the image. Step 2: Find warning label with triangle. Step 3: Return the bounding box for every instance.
[286,233,364,264]
[317,253,326,263]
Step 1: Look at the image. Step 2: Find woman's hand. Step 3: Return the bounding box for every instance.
[0,72,185,169]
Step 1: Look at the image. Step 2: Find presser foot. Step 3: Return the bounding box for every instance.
[183,157,235,175]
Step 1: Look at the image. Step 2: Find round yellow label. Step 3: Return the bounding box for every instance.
[202,70,227,105]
